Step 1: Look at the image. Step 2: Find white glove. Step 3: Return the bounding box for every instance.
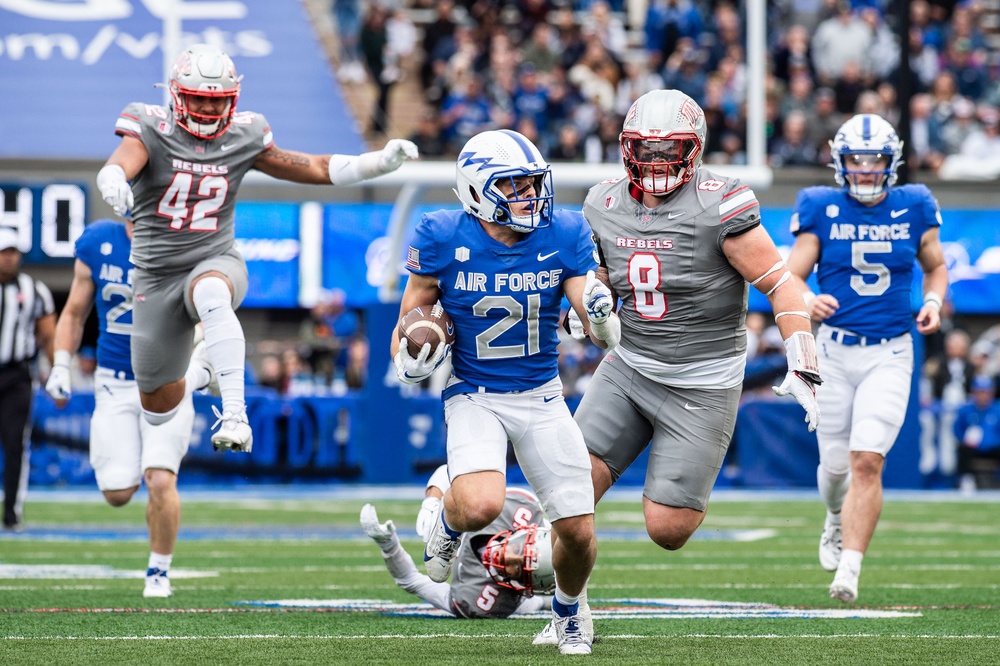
[416,496,443,542]
[97,164,134,217]
[394,339,448,385]
[582,270,613,325]
[567,308,586,341]
[773,370,820,432]
[378,139,419,173]
[45,363,72,401]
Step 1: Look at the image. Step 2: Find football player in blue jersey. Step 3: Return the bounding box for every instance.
[786,114,949,604]
[391,129,597,655]
[45,219,217,599]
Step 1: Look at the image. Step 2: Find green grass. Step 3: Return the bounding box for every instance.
[1,492,997,664]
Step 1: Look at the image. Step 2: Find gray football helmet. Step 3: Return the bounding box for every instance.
[168,44,242,139]
[481,524,555,597]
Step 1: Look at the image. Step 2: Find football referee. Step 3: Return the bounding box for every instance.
[0,227,55,531]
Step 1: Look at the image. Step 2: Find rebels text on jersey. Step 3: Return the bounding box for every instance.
[449,489,545,619]
[114,102,273,272]
[74,220,134,375]
[791,184,942,339]
[408,209,597,396]
[583,171,761,365]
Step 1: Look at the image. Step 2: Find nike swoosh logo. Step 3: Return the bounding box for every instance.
[220,143,237,152]
[892,349,904,355]
[890,208,908,219]
[667,212,684,219]
[683,402,706,410]
[543,395,559,403]
[537,251,559,261]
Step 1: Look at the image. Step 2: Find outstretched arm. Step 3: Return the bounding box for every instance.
[253,139,418,185]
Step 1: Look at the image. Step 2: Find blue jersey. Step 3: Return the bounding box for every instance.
[75,220,134,375]
[791,184,942,339]
[408,209,597,398]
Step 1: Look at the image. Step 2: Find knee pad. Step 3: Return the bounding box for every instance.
[192,276,233,317]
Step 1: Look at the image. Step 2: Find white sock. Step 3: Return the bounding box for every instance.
[818,465,850,514]
[148,552,173,574]
[184,363,210,395]
[839,549,863,575]
[192,277,245,415]
[554,587,579,608]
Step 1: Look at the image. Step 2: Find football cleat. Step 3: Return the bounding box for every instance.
[819,516,842,572]
[423,510,461,583]
[554,611,593,655]
[535,595,593,646]
[829,563,860,604]
[190,338,221,397]
[360,504,398,552]
[143,568,172,598]
[210,405,253,453]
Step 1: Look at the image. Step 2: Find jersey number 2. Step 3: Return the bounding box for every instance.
[158,173,230,231]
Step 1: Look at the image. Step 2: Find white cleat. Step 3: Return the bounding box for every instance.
[143,569,172,598]
[819,516,843,572]
[210,405,253,453]
[554,611,593,655]
[190,339,220,397]
[533,619,558,645]
[829,567,859,604]
[422,510,461,583]
[360,504,398,551]
[535,594,593,646]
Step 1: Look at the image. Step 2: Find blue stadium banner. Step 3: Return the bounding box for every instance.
[0,0,364,159]
[234,201,300,308]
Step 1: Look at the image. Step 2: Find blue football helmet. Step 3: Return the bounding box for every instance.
[830,114,903,203]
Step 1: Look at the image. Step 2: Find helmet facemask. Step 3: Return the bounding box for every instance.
[621,134,700,195]
[481,525,555,597]
[482,170,553,233]
[833,151,894,203]
[829,114,903,203]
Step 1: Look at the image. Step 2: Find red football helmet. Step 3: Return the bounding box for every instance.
[168,44,242,140]
[481,524,555,597]
[620,89,707,196]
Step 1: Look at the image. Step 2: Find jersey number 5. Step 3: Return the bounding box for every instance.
[850,241,891,296]
[157,173,230,231]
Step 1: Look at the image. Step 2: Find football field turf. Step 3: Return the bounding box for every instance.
[2,489,997,665]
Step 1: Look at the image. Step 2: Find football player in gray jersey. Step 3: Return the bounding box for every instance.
[575,89,823,555]
[360,466,560,620]
[96,44,417,454]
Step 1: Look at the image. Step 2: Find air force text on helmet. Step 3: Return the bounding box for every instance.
[454,269,563,293]
[827,223,911,241]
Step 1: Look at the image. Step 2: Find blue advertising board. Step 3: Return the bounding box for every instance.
[234,201,300,308]
[0,0,364,159]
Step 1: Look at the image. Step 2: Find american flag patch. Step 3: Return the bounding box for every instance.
[406,247,420,271]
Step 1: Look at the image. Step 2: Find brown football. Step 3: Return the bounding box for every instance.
[398,303,456,355]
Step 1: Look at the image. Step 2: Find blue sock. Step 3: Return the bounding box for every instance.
[441,513,461,539]
[552,597,579,618]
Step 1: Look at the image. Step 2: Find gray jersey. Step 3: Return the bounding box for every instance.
[114,103,272,272]
[583,170,761,364]
[449,489,546,619]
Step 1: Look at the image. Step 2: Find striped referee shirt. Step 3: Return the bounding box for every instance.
[0,274,54,365]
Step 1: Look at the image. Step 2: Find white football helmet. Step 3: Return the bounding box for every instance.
[620,89,707,196]
[454,129,553,233]
[168,44,242,140]
[830,114,903,203]
[481,524,555,597]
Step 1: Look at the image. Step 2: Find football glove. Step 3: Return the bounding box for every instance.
[97,164,133,217]
[772,331,822,432]
[45,363,72,402]
[394,339,449,385]
[416,496,443,542]
[378,139,419,173]
[583,270,613,325]
[567,308,587,341]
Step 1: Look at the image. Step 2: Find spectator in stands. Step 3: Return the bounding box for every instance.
[643,0,705,72]
[583,112,623,164]
[939,96,981,156]
[661,47,707,106]
[953,374,1000,493]
[299,288,361,389]
[333,0,365,84]
[811,1,874,87]
[520,23,561,79]
[704,2,744,72]
[805,87,843,163]
[896,25,941,93]
[582,0,629,58]
[419,0,457,93]
[908,93,946,173]
[440,75,495,154]
[549,123,585,162]
[780,73,816,120]
[858,6,898,82]
[833,60,866,116]
[360,3,392,135]
[512,64,552,139]
[943,4,989,55]
[615,55,665,117]
[384,7,418,87]
[929,71,962,127]
[772,24,815,85]
[344,337,369,391]
[957,106,1000,160]
[941,37,990,103]
[769,110,819,167]
[517,0,556,40]
[552,7,588,70]
[256,354,285,394]
[281,348,314,397]
[926,329,976,402]
[408,111,448,158]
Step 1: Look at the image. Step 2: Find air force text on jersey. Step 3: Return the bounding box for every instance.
[827,223,911,241]
[454,269,564,293]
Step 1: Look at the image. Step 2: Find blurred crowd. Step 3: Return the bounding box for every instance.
[330,0,1000,176]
